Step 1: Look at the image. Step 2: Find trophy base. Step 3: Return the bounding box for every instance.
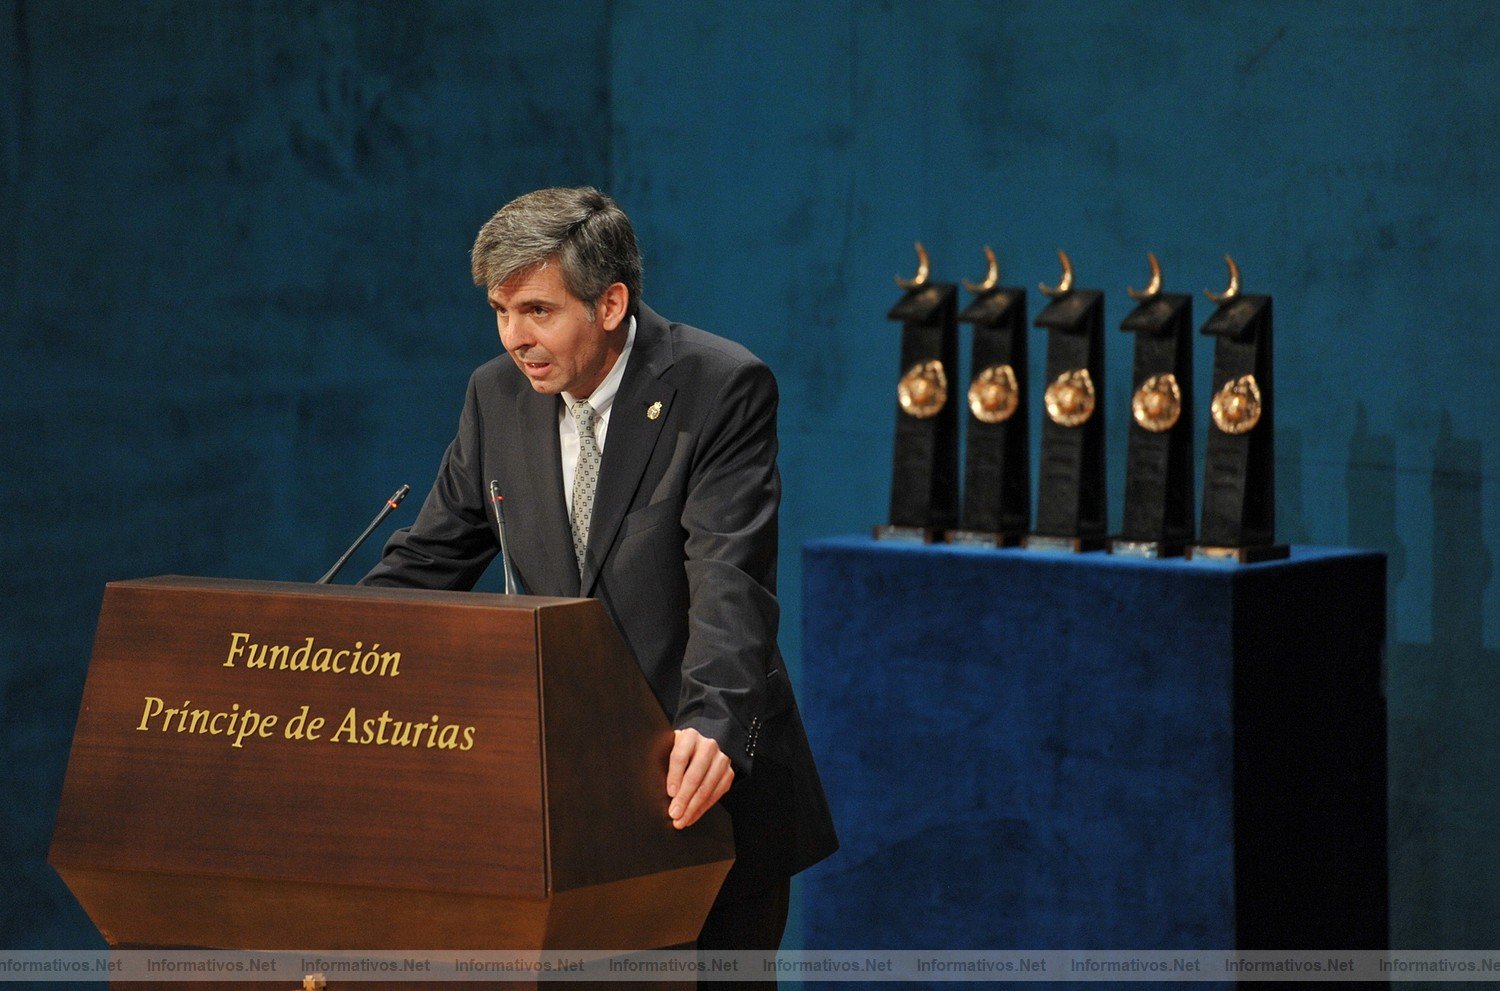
[1109,538,1189,559]
[1022,534,1108,553]
[1185,543,1291,564]
[945,529,1026,548]
[872,524,942,544]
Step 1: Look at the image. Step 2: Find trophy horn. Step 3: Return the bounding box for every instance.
[895,241,932,291]
[963,246,1000,294]
[1127,252,1163,301]
[1039,249,1074,298]
[1205,254,1242,304]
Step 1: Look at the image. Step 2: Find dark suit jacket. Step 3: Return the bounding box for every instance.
[364,302,838,887]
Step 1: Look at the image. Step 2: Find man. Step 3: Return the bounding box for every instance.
[363,187,838,954]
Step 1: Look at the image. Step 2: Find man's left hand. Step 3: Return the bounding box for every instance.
[666,727,734,829]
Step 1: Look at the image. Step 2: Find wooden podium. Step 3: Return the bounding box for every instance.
[50,577,734,979]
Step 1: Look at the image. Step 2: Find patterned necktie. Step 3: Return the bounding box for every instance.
[570,400,601,574]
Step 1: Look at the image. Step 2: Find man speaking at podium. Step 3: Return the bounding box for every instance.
[363,187,838,957]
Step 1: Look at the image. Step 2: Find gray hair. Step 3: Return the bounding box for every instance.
[471,187,643,316]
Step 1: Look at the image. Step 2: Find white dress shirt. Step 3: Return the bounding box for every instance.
[560,315,636,513]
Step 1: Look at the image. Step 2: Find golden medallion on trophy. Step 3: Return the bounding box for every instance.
[897,360,948,419]
[967,363,1019,424]
[1044,368,1095,427]
[1211,374,1262,434]
[1131,373,1182,433]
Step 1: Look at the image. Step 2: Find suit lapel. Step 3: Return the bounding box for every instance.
[513,387,580,597]
[581,307,677,596]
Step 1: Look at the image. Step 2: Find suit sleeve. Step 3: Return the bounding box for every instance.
[673,358,781,778]
[362,372,499,590]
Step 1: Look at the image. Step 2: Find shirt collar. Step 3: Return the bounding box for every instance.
[562,315,636,416]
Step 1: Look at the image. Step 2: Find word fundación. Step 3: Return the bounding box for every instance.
[222,632,402,678]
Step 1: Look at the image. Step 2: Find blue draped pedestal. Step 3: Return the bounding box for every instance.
[799,536,1387,953]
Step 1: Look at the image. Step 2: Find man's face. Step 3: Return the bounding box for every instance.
[489,262,626,398]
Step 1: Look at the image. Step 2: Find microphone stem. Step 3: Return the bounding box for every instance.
[489,481,518,595]
[318,486,410,585]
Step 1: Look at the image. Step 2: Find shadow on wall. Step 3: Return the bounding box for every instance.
[1348,406,1498,946]
[1279,428,1313,546]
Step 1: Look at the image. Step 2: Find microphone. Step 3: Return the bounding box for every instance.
[489,480,519,595]
[317,485,411,584]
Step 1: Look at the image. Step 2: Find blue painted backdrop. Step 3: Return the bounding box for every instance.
[3,0,1496,952]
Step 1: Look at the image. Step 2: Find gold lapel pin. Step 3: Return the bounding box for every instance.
[647,401,662,420]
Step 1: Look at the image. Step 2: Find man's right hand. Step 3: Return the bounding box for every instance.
[666,727,734,829]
